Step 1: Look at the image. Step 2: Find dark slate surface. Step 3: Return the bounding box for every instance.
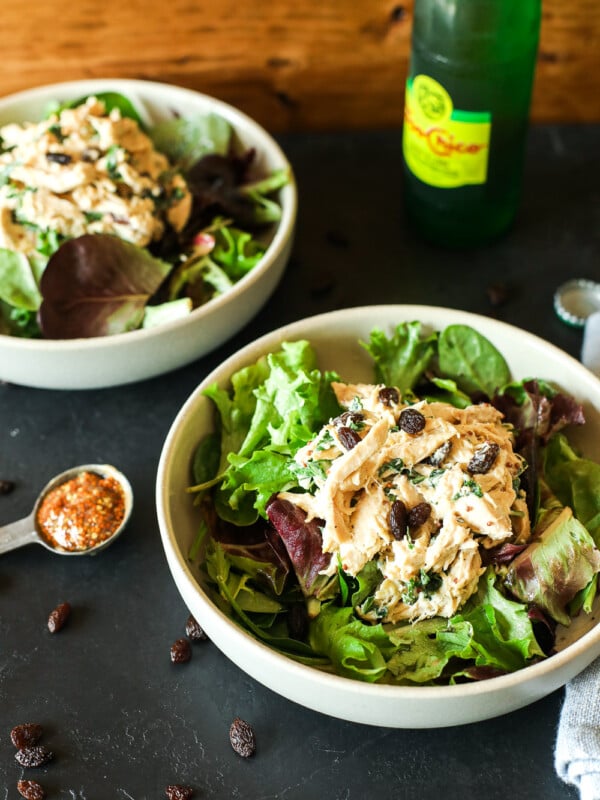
[2,123,598,799]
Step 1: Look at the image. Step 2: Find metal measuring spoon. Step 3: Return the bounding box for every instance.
[0,464,133,556]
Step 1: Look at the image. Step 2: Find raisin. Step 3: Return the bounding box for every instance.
[14,746,53,768]
[467,441,500,475]
[389,500,408,540]
[425,440,452,466]
[337,426,362,450]
[165,786,193,800]
[47,602,71,633]
[333,411,364,429]
[378,387,399,406]
[408,502,431,530]
[10,723,43,749]
[17,780,46,800]
[229,717,256,758]
[0,478,15,495]
[486,282,510,308]
[45,152,72,165]
[398,407,426,434]
[185,615,208,641]
[170,638,192,663]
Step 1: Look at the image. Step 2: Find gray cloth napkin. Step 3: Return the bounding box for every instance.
[556,658,600,799]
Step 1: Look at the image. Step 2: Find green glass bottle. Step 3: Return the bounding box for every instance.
[402,0,541,247]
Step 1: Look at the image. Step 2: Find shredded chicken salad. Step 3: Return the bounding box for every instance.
[187,322,600,685]
[0,91,288,340]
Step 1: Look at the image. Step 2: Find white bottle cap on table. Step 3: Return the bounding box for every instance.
[554,279,600,377]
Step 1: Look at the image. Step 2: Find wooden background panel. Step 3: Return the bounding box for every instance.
[1,0,599,131]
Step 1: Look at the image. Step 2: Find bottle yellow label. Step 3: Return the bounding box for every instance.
[403,75,491,189]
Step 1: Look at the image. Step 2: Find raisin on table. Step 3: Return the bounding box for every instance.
[0,478,15,495]
[17,779,46,800]
[47,602,71,633]
[229,717,256,758]
[14,746,53,768]
[170,638,192,663]
[10,723,43,749]
[185,614,208,641]
[165,785,194,800]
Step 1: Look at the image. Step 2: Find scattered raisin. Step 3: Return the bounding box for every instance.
[467,441,500,475]
[10,723,43,749]
[47,602,71,633]
[14,746,53,768]
[170,638,192,663]
[390,5,407,23]
[486,282,510,308]
[0,478,15,495]
[337,426,362,450]
[17,780,46,800]
[378,387,399,406]
[408,502,431,531]
[45,151,72,165]
[165,786,193,800]
[185,615,208,641]
[333,411,364,428]
[425,440,452,466]
[229,717,256,758]
[398,407,426,434]
[389,500,408,540]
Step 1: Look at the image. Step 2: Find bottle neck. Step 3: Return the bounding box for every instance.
[412,0,542,65]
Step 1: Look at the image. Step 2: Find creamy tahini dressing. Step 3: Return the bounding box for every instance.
[278,382,530,623]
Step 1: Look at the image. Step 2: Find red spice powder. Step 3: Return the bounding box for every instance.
[36,471,125,552]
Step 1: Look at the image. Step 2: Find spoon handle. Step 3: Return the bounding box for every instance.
[0,513,38,554]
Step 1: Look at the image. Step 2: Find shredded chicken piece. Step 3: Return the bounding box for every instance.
[0,96,192,253]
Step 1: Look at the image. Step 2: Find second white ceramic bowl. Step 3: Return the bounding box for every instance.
[0,79,297,389]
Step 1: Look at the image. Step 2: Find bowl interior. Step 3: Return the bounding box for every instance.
[157,305,600,727]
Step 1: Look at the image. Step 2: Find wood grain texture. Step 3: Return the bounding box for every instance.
[2,0,599,131]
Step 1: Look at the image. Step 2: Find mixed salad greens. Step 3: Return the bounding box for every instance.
[0,91,288,339]
[187,322,600,685]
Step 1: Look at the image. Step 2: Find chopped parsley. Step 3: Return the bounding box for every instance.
[453,478,484,500]
[427,468,447,488]
[36,228,64,258]
[401,569,443,605]
[105,144,123,180]
[314,429,335,452]
[378,458,426,485]
[291,458,332,492]
[378,458,404,477]
[84,210,104,224]
[48,123,66,142]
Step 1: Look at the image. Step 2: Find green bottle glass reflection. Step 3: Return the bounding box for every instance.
[402,0,542,248]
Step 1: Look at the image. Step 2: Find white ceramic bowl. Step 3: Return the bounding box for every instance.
[0,79,297,389]
[156,305,600,728]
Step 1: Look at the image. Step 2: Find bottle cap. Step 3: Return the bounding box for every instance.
[554,279,600,328]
